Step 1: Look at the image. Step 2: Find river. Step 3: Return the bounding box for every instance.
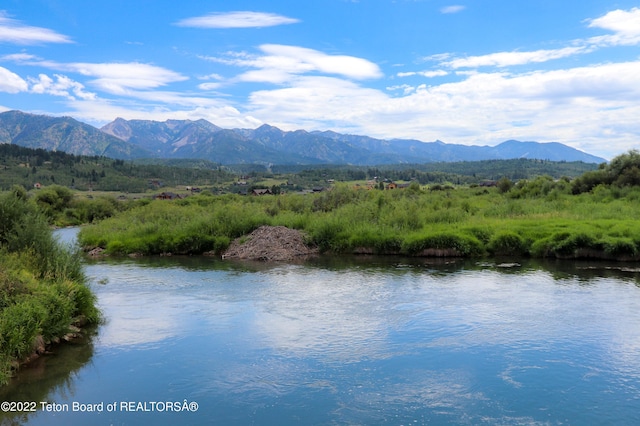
[1,228,640,425]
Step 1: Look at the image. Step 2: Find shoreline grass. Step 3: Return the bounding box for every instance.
[78,179,640,261]
[0,189,100,385]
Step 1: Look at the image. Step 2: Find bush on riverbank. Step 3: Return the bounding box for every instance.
[0,188,100,385]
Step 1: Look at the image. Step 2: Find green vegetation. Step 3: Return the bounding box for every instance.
[33,184,142,227]
[273,158,598,185]
[0,144,235,192]
[78,151,640,261]
[572,149,640,193]
[0,188,100,385]
[1,144,598,193]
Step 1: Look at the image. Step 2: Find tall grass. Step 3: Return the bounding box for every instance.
[0,190,100,385]
[79,183,640,261]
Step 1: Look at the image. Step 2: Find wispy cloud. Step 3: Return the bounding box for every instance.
[443,46,588,69]
[0,11,72,45]
[0,53,39,62]
[29,61,189,94]
[440,5,466,14]
[397,70,448,78]
[175,11,300,29]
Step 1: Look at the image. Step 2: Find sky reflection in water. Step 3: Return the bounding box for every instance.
[6,255,640,425]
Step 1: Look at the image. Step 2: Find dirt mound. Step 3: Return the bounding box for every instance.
[222,226,318,261]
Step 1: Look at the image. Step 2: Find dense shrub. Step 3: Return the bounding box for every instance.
[33,185,74,221]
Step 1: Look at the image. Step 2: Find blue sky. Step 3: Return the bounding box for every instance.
[1,1,639,159]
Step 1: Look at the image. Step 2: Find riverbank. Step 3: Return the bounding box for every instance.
[0,190,100,385]
[77,176,640,262]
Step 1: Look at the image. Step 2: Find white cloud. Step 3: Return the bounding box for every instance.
[198,73,224,81]
[588,8,640,38]
[175,11,299,29]
[0,11,72,45]
[0,53,38,62]
[387,84,416,95]
[397,70,449,78]
[443,46,588,69]
[12,55,189,94]
[0,66,28,93]
[207,44,383,84]
[587,8,640,46]
[440,5,466,14]
[247,76,391,132]
[28,74,96,100]
[198,82,223,91]
[45,62,188,94]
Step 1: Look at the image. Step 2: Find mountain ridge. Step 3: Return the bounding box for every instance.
[0,110,607,165]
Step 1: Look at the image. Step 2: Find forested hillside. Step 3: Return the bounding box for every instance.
[0,144,234,192]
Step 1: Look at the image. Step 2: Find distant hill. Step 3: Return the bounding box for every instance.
[0,110,607,165]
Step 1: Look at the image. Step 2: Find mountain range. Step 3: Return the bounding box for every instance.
[0,110,606,165]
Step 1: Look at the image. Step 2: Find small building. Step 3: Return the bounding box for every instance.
[154,192,183,200]
[385,181,413,190]
[251,188,272,196]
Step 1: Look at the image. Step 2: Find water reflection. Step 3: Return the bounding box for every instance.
[4,235,640,424]
[0,329,97,425]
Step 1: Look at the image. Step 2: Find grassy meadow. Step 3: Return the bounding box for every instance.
[78,173,640,261]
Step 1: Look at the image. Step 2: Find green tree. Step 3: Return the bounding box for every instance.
[34,185,74,221]
[497,177,513,193]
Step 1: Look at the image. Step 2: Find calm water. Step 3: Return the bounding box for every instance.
[2,228,640,425]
